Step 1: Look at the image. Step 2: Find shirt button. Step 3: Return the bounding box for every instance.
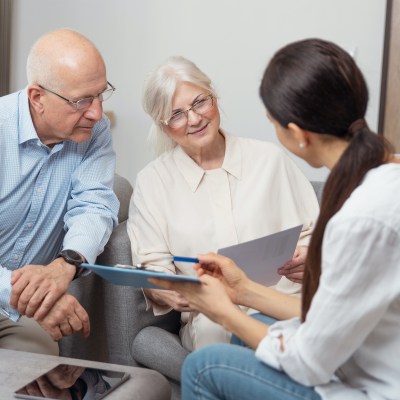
[37,187,42,193]
[27,223,32,228]
[13,255,20,260]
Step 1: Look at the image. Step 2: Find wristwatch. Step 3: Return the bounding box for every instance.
[59,249,86,279]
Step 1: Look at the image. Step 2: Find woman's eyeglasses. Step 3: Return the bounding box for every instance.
[161,94,214,129]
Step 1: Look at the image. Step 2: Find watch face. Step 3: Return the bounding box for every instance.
[61,249,85,263]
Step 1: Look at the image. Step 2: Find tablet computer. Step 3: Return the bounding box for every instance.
[14,363,130,399]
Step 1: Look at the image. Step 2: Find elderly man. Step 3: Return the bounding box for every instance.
[0,29,119,355]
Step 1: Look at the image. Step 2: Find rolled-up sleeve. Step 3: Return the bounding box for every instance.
[256,217,400,387]
[63,118,119,263]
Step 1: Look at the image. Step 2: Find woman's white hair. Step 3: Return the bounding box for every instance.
[143,56,216,156]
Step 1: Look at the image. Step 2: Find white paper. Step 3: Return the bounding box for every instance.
[218,225,302,286]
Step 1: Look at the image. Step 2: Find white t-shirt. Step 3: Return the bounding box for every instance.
[256,163,400,400]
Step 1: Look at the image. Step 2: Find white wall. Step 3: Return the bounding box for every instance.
[10,0,387,185]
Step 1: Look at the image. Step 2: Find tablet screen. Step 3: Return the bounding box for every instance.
[14,363,130,400]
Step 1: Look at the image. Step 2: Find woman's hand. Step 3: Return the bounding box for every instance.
[194,252,250,304]
[143,288,192,312]
[149,274,237,325]
[277,246,307,284]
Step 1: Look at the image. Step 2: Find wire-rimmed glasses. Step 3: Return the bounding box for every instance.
[38,81,115,110]
[161,94,214,129]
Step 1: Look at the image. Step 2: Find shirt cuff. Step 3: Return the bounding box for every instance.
[255,332,282,371]
[142,288,173,315]
[255,317,301,369]
[0,267,21,322]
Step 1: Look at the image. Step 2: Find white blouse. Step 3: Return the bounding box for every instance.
[128,132,319,315]
[256,163,400,400]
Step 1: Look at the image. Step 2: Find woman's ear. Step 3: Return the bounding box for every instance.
[287,122,310,149]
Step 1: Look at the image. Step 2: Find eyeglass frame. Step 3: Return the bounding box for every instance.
[38,81,116,110]
[160,93,215,127]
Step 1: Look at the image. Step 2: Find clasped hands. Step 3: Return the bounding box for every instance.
[10,258,90,341]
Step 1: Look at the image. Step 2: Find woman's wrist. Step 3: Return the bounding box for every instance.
[219,304,246,332]
[235,278,256,307]
[220,305,269,349]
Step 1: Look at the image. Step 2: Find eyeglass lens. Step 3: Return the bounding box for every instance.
[167,95,213,128]
[75,85,115,110]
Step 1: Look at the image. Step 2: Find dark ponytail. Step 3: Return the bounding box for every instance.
[259,39,394,320]
[302,126,393,320]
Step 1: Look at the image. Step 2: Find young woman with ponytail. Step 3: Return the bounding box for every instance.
[151,38,400,400]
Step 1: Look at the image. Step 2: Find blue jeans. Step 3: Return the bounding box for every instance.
[182,344,321,400]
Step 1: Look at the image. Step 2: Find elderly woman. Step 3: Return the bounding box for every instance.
[127,56,319,351]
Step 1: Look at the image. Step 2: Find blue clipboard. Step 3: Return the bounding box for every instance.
[81,263,201,289]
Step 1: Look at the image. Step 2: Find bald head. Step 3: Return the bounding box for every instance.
[26,29,106,91]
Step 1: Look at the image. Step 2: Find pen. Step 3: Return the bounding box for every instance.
[172,256,200,263]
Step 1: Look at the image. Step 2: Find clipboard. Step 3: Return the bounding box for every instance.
[81,263,201,288]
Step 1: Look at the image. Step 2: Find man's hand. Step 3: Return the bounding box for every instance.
[277,246,308,284]
[10,258,76,320]
[37,294,90,341]
[143,288,192,312]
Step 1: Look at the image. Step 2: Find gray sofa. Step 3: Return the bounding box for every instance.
[59,174,183,399]
[60,174,325,400]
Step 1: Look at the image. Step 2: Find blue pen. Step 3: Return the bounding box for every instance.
[172,256,200,263]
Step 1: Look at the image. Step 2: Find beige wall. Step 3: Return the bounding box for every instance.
[9,0,388,183]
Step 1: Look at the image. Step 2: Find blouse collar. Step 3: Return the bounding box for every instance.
[173,130,242,192]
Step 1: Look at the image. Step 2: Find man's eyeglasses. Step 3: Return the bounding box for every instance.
[38,81,116,111]
[161,94,214,129]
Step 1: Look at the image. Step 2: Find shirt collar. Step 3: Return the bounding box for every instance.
[221,130,242,180]
[173,130,242,192]
[18,88,41,145]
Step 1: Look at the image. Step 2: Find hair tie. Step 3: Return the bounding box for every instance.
[348,118,367,136]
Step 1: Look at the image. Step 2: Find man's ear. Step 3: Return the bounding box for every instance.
[27,85,45,114]
[287,122,311,149]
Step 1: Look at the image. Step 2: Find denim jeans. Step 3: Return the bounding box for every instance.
[182,312,322,400]
[182,344,321,400]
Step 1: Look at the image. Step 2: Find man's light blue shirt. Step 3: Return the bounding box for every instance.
[0,89,119,320]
